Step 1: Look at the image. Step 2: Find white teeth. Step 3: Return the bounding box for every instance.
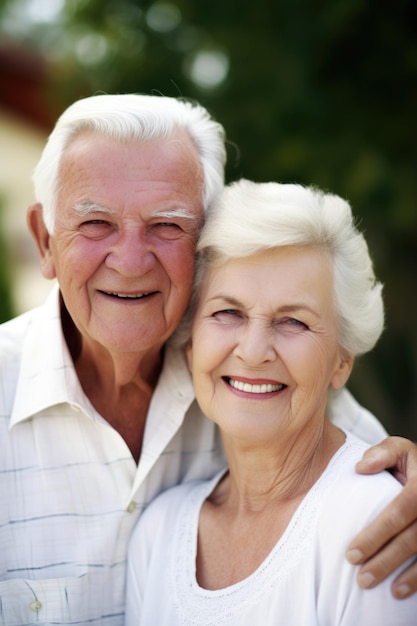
[228,379,284,393]
[107,292,146,299]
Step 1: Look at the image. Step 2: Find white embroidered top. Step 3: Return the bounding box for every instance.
[126,434,416,626]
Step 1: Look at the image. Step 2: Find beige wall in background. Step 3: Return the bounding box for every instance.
[0,109,54,315]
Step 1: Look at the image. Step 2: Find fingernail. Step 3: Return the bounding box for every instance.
[395,584,411,598]
[346,548,364,564]
[357,572,376,589]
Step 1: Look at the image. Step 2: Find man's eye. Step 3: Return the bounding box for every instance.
[152,222,184,238]
[79,220,111,237]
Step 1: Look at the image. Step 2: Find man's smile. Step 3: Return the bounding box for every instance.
[100,290,156,300]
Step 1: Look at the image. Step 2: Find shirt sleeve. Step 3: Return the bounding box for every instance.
[328,387,388,444]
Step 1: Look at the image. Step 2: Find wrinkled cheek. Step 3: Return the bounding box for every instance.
[173,256,196,305]
[173,275,193,316]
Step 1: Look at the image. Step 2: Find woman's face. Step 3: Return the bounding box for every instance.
[187,246,353,444]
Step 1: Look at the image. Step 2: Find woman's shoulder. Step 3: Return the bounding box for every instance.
[139,480,200,528]
[131,472,224,545]
[128,481,200,568]
[317,432,402,533]
[312,434,415,626]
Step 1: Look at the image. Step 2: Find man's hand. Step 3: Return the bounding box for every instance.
[346,436,417,598]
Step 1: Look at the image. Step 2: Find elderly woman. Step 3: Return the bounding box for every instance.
[125,180,415,625]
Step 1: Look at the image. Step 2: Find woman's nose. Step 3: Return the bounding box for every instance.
[234,322,276,365]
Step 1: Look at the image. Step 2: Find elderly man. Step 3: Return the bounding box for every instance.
[0,94,416,625]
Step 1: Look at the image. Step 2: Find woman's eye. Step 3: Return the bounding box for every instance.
[213,309,239,319]
[284,318,308,329]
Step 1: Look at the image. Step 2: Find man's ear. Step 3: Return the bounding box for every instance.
[185,341,193,372]
[27,202,57,280]
[330,352,354,390]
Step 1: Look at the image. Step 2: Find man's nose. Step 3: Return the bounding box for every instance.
[105,228,156,276]
[234,321,277,365]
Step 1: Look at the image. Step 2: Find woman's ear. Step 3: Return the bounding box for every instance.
[330,353,354,390]
[27,202,57,280]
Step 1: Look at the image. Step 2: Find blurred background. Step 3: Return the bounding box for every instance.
[0,0,416,438]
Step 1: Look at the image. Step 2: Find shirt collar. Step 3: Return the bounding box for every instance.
[10,287,196,431]
[128,342,196,497]
[10,285,95,428]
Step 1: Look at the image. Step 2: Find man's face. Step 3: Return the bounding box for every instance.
[35,131,204,357]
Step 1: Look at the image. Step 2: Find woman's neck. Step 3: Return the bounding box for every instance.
[197,422,346,591]
[217,421,346,511]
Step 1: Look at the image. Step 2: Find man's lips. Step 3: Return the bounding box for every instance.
[99,290,156,300]
[223,376,286,394]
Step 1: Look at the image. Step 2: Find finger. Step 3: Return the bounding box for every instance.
[392,557,417,599]
[346,483,417,563]
[352,521,417,592]
[356,436,416,479]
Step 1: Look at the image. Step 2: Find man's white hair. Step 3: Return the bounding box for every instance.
[32,93,226,233]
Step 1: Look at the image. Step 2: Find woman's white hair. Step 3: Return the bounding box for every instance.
[32,93,226,233]
[188,178,384,357]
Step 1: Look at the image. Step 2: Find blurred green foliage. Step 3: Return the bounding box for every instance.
[0,0,416,437]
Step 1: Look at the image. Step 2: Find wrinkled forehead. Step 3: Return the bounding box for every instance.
[61,126,201,166]
[59,128,204,191]
[193,245,335,308]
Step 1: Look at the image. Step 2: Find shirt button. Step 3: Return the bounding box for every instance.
[127,501,136,513]
[29,600,42,612]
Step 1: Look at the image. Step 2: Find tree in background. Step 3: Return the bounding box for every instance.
[0,0,416,437]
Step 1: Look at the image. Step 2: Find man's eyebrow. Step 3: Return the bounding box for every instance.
[151,208,200,223]
[72,204,199,223]
[73,202,112,216]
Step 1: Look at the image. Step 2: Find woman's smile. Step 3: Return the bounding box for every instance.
[223,376,286,395]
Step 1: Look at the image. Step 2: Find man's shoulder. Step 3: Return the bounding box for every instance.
[0,311,37,415]
[0,288,59,362]
[0,309,36,359]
